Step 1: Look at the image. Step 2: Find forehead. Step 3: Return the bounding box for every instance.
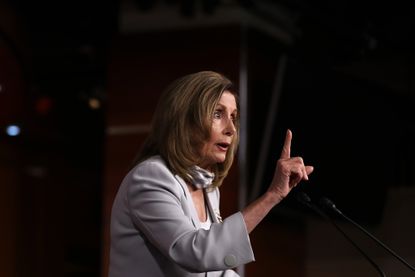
[217,91,237,111]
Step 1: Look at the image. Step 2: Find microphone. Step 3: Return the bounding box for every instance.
[320,197,415,273]
[295,191,386,277]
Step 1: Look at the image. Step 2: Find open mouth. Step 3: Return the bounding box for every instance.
[216,143,230,151]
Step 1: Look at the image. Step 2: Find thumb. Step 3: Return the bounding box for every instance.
[305,166,314,175]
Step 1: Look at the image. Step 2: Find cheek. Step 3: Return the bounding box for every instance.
[199,139,215,157]
[200,124,220,154]
[199,141,213,156]
[209,124,221,139]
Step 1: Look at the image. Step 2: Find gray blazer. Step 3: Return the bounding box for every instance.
[109,156,255,277]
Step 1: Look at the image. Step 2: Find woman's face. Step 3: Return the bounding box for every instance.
[199,91,237,169]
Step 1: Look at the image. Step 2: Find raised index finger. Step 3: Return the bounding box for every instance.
[280,129,292,159]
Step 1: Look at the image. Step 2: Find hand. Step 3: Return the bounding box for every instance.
[267,129,314,200]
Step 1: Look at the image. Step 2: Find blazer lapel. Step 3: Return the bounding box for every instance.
[204,189,222,223]
[174,174,201,229]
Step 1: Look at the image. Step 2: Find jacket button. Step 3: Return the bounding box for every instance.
[224,254,237,267]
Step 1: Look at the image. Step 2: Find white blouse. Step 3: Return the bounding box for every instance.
[199,210,212,230]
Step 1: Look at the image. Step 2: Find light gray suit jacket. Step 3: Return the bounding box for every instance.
[109,156,255,277]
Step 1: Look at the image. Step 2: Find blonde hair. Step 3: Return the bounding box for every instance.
[134,71,239,187]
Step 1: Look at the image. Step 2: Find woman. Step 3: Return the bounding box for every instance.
[109,71,314,277]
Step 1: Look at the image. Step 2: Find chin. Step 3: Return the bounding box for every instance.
[215,156,227,164]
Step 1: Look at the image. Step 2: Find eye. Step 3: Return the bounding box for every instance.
[213,110,222,119]
[231,114,237,123]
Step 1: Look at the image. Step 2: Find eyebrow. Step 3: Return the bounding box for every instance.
[216,103,238,114]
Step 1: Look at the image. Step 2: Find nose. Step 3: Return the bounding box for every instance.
[224,117,236,136]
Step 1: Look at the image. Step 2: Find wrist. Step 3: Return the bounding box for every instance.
[264,190,284,205]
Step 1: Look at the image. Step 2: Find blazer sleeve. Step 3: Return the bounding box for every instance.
[126,159,255,273]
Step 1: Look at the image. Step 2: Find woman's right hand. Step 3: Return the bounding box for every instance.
[267,129,314,202]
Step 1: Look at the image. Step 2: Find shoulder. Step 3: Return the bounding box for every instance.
[131,155,170,176]
[125,155,184,197]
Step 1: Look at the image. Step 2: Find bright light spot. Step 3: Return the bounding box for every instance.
[6,125,21,136]
[0,84,3,93]
[88,97,101,110]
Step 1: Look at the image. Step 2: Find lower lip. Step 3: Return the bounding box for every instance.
[216,145,228,152]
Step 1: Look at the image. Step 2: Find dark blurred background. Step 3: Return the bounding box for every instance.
[1,0,414,276]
